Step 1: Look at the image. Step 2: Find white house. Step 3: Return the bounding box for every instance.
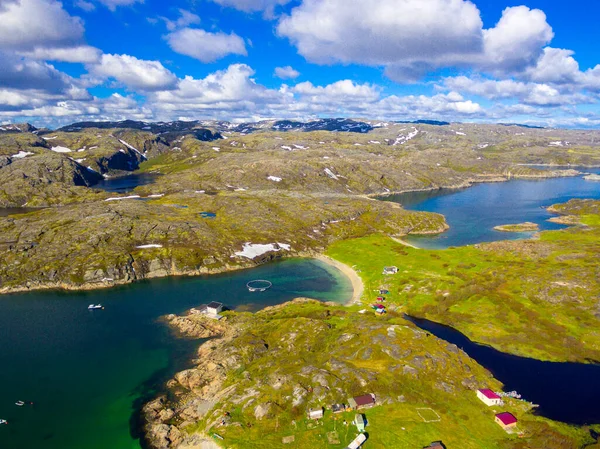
[307,408,324,420]
[206,302,223,316]
[477,389,502,406]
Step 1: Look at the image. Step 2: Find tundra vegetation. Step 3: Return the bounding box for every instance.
[2,120,600,448]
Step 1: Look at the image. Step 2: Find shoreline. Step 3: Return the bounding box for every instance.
[314,254,364,305]
[368,168,582,200]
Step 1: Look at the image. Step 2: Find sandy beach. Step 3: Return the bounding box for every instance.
[316,255,364,305]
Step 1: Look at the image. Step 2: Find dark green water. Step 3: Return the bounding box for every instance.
[0,259,352,449]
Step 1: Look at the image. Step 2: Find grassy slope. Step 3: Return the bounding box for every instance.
[326,203,600,363]
[180,301,594,449]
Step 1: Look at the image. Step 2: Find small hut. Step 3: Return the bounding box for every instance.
[354,414,366,432]
[307,407,324,420]
[495,412,518,431]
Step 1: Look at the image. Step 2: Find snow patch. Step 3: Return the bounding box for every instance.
[281,145,292,151]
[293,144,308,150]
[455,131,466,136]
[393,127,419,145]
[212,147,220,152]
[11,151,34,159]
[234,243,291,259]
[148,194,164,198]
[324,168,339,180]
[105,195,141,201]
[136,244,163,249]
[42,136,58,140]
[118,139,147,159]
[51,146,71,153]
[267,176,282,182]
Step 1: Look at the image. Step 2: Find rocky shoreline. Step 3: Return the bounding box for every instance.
[493,222,540,232]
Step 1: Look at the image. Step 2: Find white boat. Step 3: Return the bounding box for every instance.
[15,401,25,406]
[88,304,104,310]
[0,419,7,425]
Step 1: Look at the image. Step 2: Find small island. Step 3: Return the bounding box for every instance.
[493,222,540,232]
[583,174,600,182]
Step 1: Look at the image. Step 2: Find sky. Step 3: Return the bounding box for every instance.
[2,0,600,128]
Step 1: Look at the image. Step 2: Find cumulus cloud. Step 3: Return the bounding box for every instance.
[278,0,483,66]
[87,54,178,91]
[278,1,554,81]
[441,76,589,107]
[210,0,292,13]
[0,52,74,92]
[151,64,283,113]
[526,47,582,85]
[482,6,554,74]
[274,66,300,79]
[0,0,85,52]
[166,28,247,62]
[292,80,380,102]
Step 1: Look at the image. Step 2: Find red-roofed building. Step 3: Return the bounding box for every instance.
[477,389,502,406]
[495,412,518,430]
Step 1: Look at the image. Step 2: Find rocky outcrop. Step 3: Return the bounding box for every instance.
[493,222,540,232]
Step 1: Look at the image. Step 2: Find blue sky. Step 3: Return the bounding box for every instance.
[1,0,600,128]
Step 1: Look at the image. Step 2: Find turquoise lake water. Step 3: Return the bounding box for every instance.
[0,259,352,449]
[383,169,600,249]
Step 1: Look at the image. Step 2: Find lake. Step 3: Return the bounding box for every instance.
[407,316,600,425]
[382,169,600,248]
[94,173,160,194]
[0,259,352,449]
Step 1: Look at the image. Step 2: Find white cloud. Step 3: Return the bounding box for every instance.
[151,64,283,112]
[74,0,95,11]
[482,6,554,74]
[88,54,178,91]
[0,0,85,52]
[210,0,292,13]
[96,0,143,11]
[274,66,300,79]
[292,80,380,102]
[278,0,483,66]
[278,1,554,81]
[159,9,201,31]
[19,45,101,63]
[442,76,589,107]
[166,28,247,63]
[0,52,74,92]
[526,47,581,84]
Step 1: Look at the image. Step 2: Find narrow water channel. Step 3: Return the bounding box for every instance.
[406,316,600,425]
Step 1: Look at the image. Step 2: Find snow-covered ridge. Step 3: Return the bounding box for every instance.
[393,127,419,146]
